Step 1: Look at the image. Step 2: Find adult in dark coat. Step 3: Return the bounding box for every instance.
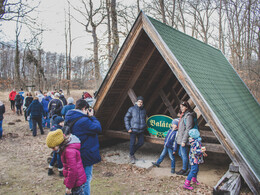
[14,93,23,115]
[0,101,5,138]
[48,93,63,118]
[124,96,147,164]
[65,99,102,195]
[27,97,45,136]
[59,94,67,106]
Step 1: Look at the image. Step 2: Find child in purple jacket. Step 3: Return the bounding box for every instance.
[46,129,86,195]
[152,118,179,173]
[183,128,207,190]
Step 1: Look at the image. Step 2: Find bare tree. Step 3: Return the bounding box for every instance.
[106,0,112,66]
[72,0,106,89]
[187,0,216,44]
[159,0,166,24]
[111,0,119,61]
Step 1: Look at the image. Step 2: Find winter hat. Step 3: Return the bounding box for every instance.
[189,128,200,139]
[52,115,64,125]
[137,96,144,101]
[54,92,60,97]
[46,129,64,148]
[172,118,179,126]
[68,97,74,104]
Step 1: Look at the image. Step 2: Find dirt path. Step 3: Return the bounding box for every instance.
[0,90,251,194]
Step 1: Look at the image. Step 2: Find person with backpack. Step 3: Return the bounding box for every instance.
[46,129,86,195]
[0,100,5,139]
[41,92,52,128]
[61,97,75,118]
[59,93,67,106]
[27,97,45,136]
[9,89,16,112]
[48,93,64,121]
[176,101,197,176]
[14,92,23,116]
[65,99,102,195]
[23,92,33,130]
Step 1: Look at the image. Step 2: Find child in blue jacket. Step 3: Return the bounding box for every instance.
[48,115,64,177]
[152,118,179,173]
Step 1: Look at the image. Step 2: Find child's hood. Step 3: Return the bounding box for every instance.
[67,134,81,145]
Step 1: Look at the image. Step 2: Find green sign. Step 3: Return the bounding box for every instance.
[147,115,173,138]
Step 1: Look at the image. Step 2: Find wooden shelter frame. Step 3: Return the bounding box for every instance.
[94,12,260,194]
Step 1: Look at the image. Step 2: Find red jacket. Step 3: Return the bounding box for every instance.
[61,141,86,189]
[9,91,16,101]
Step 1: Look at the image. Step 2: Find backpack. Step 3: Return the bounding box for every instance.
[63,116,88,135]
[183,113,198,130]
[19,97,23,105]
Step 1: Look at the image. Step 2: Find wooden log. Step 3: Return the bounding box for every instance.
[213,170,241,195]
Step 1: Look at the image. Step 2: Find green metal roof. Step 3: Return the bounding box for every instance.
[148,16,260,180]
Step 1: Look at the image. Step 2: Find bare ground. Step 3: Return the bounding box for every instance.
[0,90,252,195]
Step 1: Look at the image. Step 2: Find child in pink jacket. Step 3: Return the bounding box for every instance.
[46,129,86,195]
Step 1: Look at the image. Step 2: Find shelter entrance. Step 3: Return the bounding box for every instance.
[96,30,224,153]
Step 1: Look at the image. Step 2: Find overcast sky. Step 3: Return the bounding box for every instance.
[0,0,137,58]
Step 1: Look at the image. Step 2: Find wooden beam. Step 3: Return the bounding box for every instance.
[128,88,137,104]
[94,16,143,112]
[200,130,217,139]
[105,44,156,129]
[104,130,225,153]
[159,89,177,117]
[170,85,181,106]
[146,70,172,112]
[213,170,241,195]
[139,59,165,95]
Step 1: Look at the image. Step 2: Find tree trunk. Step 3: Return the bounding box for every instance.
[111,0,119,61]
[92,25,102,89]
[172,0,176,27]
[106,0,112,67]
[159,0,166,24]
[15,36,20,89]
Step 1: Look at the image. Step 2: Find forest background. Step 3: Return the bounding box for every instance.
[0,0,259,102]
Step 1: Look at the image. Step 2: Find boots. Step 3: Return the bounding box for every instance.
[48,168,54,175]
[129,155,135,164]
[176,169,186,175]
[59,171,64,177]
[192,177,200,185]
[183,169,191,176]
[152,162,160,167]
[183,179,193,190]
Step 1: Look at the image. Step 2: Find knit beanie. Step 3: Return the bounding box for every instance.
[137,96,144,101]
[172,118,179,126]
[68,97,74,104]
[53,116,64,125]
[54,92,60,97]
[46,129,64,148]
[189,128,200,139]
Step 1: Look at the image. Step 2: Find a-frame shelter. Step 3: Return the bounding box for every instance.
[93,12,260,194]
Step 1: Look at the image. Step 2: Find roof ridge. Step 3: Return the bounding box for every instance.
[146,16,221,53]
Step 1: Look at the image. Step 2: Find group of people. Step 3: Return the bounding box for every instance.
[5,88,101,195]
[124,97,207,191]
[2,88,207,193]
[46,99,102,195]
